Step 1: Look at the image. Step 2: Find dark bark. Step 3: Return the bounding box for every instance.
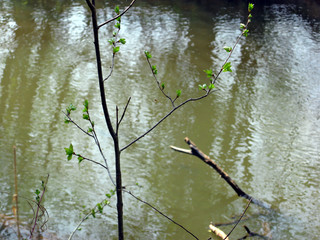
[85,1,124,239]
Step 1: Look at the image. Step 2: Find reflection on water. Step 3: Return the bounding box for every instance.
[1,0,320,239]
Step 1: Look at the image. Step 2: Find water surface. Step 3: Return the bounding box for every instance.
[0,0,320,239]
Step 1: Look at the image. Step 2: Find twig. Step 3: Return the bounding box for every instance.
[103,27,120,82]
[67,211,91,240]
[238,225,270,240]
[120,93,208,152]
[145,54,174,107]
[213,12,252,85]
[63,112,93,138]
[124,189,199,240]
[117,97,131,134]
[98,0,136,29]
[68,197,113,240]
[12,146,21,240]
[29,174,49,239]
[224,198,252,240]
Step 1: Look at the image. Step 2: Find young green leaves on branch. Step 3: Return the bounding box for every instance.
[108,6,126,55]
[144,50,183,107]
[199,3,254,92]
[199,70,215,92]
[241,3,254,37]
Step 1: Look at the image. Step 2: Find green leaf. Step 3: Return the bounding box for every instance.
[115,5,120,14]
[248,13,252,19]
[88,128,93,133]
[83,114,89,120]
[91,121,95,127]
[145,51,152,59]
[91,209,96,218]
[115,22,120,29]
[78,156,84,163]
[223,46,232,52]
[161,83,165,90]
[243,29,249,37]
[119,38,126,44]
[248,3,254,12]
[203,69,213,78]
[176,89,181,98]
[208,83,215,90]
[84,99,89,109]
[35,189,40,195]
[151,65,157,75]
[223,62,232,72]
[198,84,207,90]
[65,144,74,156]
[108,39,115,45]
[240,23,246,29]
[97,203,103,213]
[67,154,73,161]
[66,103,76,115]
[64,118,71,124]
[113,46,120,53]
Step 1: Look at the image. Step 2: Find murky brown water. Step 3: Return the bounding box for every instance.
[1,0,320,239]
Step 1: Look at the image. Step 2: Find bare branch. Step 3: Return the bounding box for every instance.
[120,93,208,152]
[98,0,137,29]
[124,189,199,240]
[118,97,131,128]
[224,198,252,240]
[63,111,94,138]
[103,52,115,82]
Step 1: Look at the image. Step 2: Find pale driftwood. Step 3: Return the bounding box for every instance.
[209,224,230,240]
[170,137,270,209]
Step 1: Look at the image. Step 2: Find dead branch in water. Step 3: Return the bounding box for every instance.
[170,137,270,209]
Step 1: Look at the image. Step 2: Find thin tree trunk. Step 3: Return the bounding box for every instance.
[86,1,124,238]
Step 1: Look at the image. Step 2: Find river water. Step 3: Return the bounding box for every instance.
[0,0,319,239]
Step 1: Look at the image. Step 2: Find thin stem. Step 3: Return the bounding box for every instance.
[213,17,252,85]
[117,97,131,134]
[224,198,252,240]
[145,54,174,107]
[118,97,131,126]
[13,146,21,240]
[29,174,49,239]
[124,190,199,240]
[64,112,93,138]
[98,0,136,29]
[120,93,208,152]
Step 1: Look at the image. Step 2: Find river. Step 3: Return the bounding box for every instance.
[0,0,319,239]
